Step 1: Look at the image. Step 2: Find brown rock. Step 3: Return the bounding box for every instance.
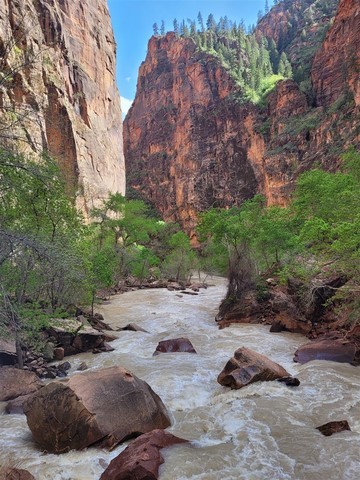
[218,347,289,390]
[154,337,197,355]
[0,367,42,401]
[316,420,351,436]
[293,339,357,364]
[53,347,64,361]
[0,468,35,480]
[100,429,187,480]
[118,323,149,333]
[24,366,171,453]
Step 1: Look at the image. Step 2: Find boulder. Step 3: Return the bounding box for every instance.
[294,339,357,364]
[24,366,171,453]
[277,376,300,387]
[218,347,289,389]
[100,429,187,480]
[0,340,17,366]
[0,468,35,480]
[53,347,65,361]
[118,323,149,333]
[0,367,42,401]
[5,393,34,414]
[316,420,351,436]
[153,337,197,355]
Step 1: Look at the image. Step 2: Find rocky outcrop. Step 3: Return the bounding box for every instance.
[0,0,125,213]
[24,366,171,453]
[312,0,360,107]
[153,337,197,355]
[217,347,289,389]
[0,367,42,401]
[100,429,188,480]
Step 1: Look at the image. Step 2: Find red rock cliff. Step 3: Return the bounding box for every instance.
[0,0,125,212]
[124,0,359,234]
[312,0,360,107]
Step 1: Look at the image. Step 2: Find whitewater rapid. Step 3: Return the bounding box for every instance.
[0,277,359,479]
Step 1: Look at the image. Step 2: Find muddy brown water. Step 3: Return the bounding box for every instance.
[0,277,359,479]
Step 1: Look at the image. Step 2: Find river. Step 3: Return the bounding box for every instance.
[0,277,359,479]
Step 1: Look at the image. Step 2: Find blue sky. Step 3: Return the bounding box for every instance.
[107,0,274,117]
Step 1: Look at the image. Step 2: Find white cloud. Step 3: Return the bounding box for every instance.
[120,96,133,119]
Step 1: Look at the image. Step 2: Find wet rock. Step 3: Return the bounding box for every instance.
[294,339,357,364]
[277,376,300,387]
[0,340,17,366]
[53,347,65,361]
[153,338,197,355]
[24,366,171,453]
[77,362,88,371]
[218,347,289,390]
[1,467,35,480]
[92,342,115,354]
[118,323,149,333]
[180,290,198,296]
[316,420,351,436]
[0,367,42,401]
[100,429,187,480]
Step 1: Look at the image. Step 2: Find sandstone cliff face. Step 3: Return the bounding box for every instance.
[312,0,360,107]
[124,0,359,234]
[0,0,125,212]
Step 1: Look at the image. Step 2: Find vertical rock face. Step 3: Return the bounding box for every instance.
[124,33,266,237]
[0,0,125,212]
[124,0,359,234]
[312,0,360,107]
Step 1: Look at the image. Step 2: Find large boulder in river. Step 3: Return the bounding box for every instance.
[218,347,289,389]
[0,367,42,401]
[294,338,357,364]
[100,429,188,480]
[24,366,171,453]
[153,337,197,355]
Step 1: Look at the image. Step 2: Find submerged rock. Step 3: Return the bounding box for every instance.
[316,420,351,436]
[100,429,187,480]
[24,366,171,453]
[153,338,197,355]
[218,347,289,389]
[118,323,149,333]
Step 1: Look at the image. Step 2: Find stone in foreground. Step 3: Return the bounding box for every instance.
[24,366,170,453]
[153,337,197,355]
[1,468,35,480]
[294,339,356,364]
[316,420,351,436]
[100,429,187,480]
[218,347,289,389]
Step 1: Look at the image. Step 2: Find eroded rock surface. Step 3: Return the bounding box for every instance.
[100,429,188,480]
[24,366,171,453]
[0,0,125,212]
[218,347,289,389]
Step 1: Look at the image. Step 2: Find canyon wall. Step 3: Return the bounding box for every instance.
[0,0,125,213]
[124,0,359,236]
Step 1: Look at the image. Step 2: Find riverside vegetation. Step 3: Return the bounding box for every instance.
[0,146,359,356]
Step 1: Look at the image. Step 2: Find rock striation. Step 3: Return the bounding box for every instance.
[0,0,125,213]
[124,0,359,235]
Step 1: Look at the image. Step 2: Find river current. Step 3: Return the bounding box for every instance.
[0,277,359,479]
